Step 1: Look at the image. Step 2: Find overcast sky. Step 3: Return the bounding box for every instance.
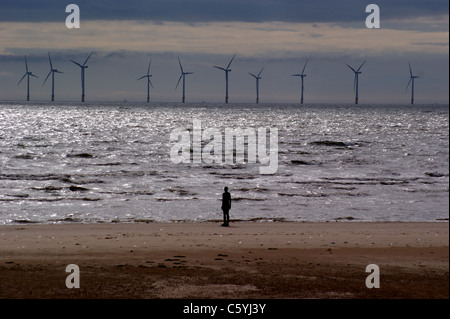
[0,0,448,103]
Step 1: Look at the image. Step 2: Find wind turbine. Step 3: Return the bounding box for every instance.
[176,57,194,103]
[248,67,264,104]
[137,59,153,103]
[347,61,366,104]
[292,59,309,104]
[406,63,419,105]
[17,56,38,101]
[43,52,63,102]
[70,52,93,102]
[213,54,236,104]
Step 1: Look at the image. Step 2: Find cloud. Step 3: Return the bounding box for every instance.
[0,20,448,59]
[0,0,448,24]
[0,71,14,77]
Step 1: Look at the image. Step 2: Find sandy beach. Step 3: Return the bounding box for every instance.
[0,222,448,299]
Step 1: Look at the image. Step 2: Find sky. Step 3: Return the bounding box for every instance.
[0,0,448,104]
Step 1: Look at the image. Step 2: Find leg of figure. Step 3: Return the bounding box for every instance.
[225,210,230,226]
[222,210,227,226]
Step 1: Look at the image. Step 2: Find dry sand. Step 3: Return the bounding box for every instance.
[0,222,448,299]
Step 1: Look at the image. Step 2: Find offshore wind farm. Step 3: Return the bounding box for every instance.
[2,53,437,105]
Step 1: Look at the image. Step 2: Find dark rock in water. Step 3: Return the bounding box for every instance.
[335,216,356,221]
[425,172,445,178]
[291,160,311,165]
[310,140,347,147]
[6,193,29,198]
[61,217,81,222]
[69,185,89,192]
[66,153,94,158]
[44,186,63,192]
[12,219,39,224]
[133,219,155,224]
[14,154,35,160]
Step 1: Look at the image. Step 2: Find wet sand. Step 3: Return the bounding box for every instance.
[0,222,448,299]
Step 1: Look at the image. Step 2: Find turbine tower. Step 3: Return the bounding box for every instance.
[248,67,264,104]
[346,61,366,104]
[43,52,63,102]
[137,59,153,103]
[213,54,236,104]
[292,59,309,104]
[70,52,93,102]
[17,56,38,101]
[176,57,194,103]
[406,63,419,105]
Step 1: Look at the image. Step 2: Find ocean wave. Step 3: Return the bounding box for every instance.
[232,197,266,202]
[209,172,258,179]
[0,173,72,182]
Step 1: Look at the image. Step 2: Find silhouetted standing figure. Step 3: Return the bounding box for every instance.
[221,187,231,227]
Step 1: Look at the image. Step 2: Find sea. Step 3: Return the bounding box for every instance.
[0,102,448,224]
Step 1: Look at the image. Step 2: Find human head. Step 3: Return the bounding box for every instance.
[224,187,228,192]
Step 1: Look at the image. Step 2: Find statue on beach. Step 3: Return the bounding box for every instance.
[221,187,231,227]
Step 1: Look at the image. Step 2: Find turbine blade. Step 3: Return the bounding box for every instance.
[257,67,264,77]
[48,51,53,70]
[17,74,27,85]
[30,73,38,78]
[406,78,412,92]
[249,73,257,79]
[214,66,226,71]
[149,79,154,88]
[56,70,64,74]
[347,64,356,73]
[185,72,194,75]
[178,57,184,73]
[71,60,82,68]
[137,75,147,81]
[43,71,52,85]
[301,59,309,75]
[83,52,93,66]
[175,74,183,90]
[292,74,301,77]
[409,63,413,77]
[25,56,28,73]
[357,61,366,72]
[147,59,152,75]
[226,54,236,69]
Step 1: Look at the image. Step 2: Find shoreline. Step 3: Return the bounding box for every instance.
[4,218,450,225]
[0,222,448,299]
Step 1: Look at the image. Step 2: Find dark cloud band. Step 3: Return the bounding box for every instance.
[1,0,447,23]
